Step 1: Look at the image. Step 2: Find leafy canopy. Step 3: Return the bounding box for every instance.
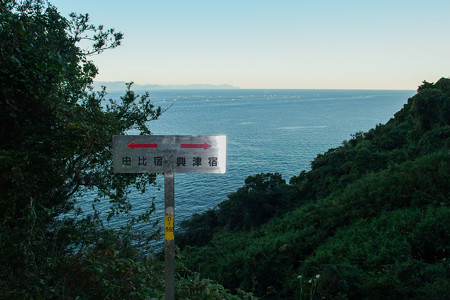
[1,0,164,297]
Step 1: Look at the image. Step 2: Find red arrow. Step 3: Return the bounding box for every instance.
[127,142,158,150]
[180,143,211,150]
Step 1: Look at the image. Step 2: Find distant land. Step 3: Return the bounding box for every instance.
[93,81,239,90]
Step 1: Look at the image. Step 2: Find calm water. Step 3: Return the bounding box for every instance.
[79,89,415,233]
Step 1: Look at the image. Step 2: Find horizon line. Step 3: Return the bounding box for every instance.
[93,81,416,91]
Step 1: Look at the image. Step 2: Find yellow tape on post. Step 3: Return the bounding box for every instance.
[165,215,174,241]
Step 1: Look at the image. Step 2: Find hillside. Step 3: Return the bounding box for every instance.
[178,78,450,299]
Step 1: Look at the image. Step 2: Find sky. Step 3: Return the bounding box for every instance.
[50,0,450,90]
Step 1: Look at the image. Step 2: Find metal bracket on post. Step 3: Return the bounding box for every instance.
[164,172,175,300]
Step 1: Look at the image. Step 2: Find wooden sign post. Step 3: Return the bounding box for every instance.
[113,135,226,300]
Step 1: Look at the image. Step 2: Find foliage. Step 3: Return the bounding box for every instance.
[49,229,166,299]
[175,255,258,300]
[217,173,296,230]
[0,0,165,298]
[179,78,450,299]
[295,206,450,299]
[178,173,296,247]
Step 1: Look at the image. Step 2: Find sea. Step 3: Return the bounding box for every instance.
[78,89,416,237]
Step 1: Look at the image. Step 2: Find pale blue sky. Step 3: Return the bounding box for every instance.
[50,0,450,89]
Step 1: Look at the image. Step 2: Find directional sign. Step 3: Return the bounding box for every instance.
[113,135,226,174]
[113,134,226,300]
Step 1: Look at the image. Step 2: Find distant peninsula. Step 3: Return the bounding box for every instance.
[93,81,239,91]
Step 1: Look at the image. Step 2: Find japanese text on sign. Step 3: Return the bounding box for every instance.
[113,135,226,174]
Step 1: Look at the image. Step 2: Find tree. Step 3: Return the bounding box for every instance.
[411,79,450,133]
[0,0,163,297]
[217,173,294,230]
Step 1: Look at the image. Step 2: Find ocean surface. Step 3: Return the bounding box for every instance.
[78,89,416,235]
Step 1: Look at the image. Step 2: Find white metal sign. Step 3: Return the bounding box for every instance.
[113,135,226,174]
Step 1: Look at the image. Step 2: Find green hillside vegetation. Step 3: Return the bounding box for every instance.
[178,78,450,299]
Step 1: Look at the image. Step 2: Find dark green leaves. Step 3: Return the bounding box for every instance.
[0,1,162,298]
